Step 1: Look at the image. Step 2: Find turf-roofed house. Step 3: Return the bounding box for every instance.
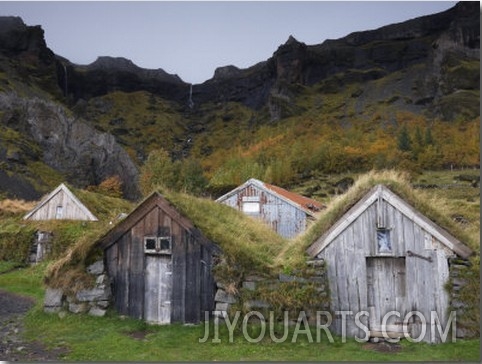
[23,183,99,263]
[216,178,323,238]
[23,183,98,222]
[44,188,288,323]
[96,192,221,324]
[306,180,474,344]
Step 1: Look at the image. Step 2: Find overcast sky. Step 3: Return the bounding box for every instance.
[1,1,457,84]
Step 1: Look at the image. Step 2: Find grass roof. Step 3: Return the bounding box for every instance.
[277,170,479,269]
[46,187,288,291]
[45,171,480,290]
[163,190,287,275]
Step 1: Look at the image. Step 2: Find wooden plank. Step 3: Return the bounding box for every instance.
[115,233,130,315]
[200,245,215,315]
[335,232,349,313]
[159,255,172,324]
[128,216,145,319]
[184,234,201,323]
[144,255,159,323]
[387,202,401,255]
[170,222,186,323]
[307,187,379,257]
[144,207,159,236]
[345,224,363,337]
[365,203,377,256]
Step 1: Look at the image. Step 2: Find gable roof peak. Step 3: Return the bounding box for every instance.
[306,183,472,259]
[23,182,98,221]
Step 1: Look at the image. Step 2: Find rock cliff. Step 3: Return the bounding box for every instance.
[0,92,140,199]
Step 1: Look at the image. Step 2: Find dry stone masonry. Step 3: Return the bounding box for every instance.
[44,260,111,316]
[214,259,329,324]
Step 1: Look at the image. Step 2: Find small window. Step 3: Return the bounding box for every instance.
[144,236,172,254]
[377,228,392,253]
[242,196,260,214]
[144,237,157,252]
[158,237,171,253]
[55,206,63,219]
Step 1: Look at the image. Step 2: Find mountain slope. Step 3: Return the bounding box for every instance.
[0,17,140,199]
[0,2,478,200]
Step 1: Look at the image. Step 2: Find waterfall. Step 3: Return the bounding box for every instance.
[188,84,194,108]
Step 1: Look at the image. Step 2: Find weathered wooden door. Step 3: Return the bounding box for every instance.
[145,255,172,324]
[366,257,407,338]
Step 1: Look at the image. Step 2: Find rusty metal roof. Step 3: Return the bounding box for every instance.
[262,181,324,213]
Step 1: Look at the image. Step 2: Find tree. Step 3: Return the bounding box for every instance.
[139,149,176,196]
[97,175,123,198]
[178,158,208,196]
[414,126,424,147]
[424,127,434,146]
[397,124,412,152]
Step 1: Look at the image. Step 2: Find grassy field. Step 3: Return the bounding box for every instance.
[0,264,480,362]
[0,169,479,361]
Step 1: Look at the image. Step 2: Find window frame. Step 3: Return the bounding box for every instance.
[144,236,172,255]
[242,196,261,215]
[55,205,63,219]
[376,227,392,254]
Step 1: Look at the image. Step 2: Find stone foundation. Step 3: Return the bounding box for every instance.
[44,260,111,317]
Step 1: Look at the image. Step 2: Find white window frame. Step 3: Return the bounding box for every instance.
[242,196,260,215]
[55,205,63,219]
[144,236,172,255]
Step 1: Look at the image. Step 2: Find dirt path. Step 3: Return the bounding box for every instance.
[0,289,68,361]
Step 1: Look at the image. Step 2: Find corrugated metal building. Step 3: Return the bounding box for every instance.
[216,178,323,238]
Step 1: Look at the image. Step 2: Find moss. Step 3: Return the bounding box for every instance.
[0,217,36,263]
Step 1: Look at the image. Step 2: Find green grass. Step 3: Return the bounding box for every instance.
[0,169,479,361]
[0,263,46,300]
[0,260,23,274]
[21,303,481,362]
[1,265,480,362]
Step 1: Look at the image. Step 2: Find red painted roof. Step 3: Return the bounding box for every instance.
[263,181,324,212]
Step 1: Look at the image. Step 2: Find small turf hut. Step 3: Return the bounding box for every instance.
[306,177,474,344]
[24,183,98,221]
[96,191,221,324]
[216,178,323,239]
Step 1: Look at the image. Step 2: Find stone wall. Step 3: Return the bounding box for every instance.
[44,260,111,317]
[448,256,479,338]
[213,259,329,324]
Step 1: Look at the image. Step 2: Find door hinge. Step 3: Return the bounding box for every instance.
[407,250,433,262]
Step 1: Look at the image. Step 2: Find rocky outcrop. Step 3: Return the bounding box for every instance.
[0,16,54,62]
[193,1,479,119]
[0,92,140,199]
[61,56,189,103]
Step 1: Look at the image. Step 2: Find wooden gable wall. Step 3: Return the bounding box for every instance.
[315,196,454,343]
[27,188,93,221]
[103,200,216,324]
